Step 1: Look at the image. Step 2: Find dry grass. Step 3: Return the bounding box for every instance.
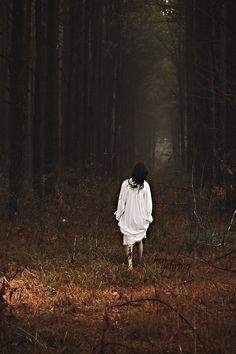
[0,172,236,353]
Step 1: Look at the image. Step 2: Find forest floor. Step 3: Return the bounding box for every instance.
[0,168,236,354]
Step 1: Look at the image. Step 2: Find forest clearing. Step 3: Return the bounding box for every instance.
[1,169,235,353]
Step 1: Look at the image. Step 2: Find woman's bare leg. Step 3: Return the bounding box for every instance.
[137,240,143,263]
[125,245,133,270]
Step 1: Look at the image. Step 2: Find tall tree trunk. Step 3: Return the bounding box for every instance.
[33,0,46,201]
[81,0,90,172]
[226,1,236,159]
[0,2,9,171]
[9,0,26,218]
[62,0,75,169]
[24,0,33,181]
[44,0,59,196]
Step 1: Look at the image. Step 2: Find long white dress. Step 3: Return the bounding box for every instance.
[114,178,153,245]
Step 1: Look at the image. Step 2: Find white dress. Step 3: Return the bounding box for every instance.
[114,178,153,245]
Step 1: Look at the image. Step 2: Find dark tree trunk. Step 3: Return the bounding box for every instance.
[44,0,59,196]
[9,0,26,218]
[62,0,75,169]
[33,0,46,201]
[184,0,231,185]
[81,0,90,171]
[177,34,186,167]
[24,0,33,180]
[226,1,236,158]
[62,0,83,170]
[0,2,10,171]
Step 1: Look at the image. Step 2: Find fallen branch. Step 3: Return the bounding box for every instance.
[214,248,236,261]
[210,264,236,274]
[196,241,223,248]
[99,309,109,354]
[197,257,236,274]
[102,296,209,354]
[171,278,194,289]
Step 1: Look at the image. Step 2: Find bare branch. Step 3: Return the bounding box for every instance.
[105,296,209,354]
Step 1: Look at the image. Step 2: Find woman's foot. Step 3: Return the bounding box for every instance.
[128,258,133,270]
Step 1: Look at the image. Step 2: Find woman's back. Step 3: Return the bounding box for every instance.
[117,178,153,238]
[114,162,153,269]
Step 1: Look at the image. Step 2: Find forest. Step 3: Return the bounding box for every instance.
[0,0,236,353]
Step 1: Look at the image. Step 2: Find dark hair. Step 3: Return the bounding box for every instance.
[129,162,148,190]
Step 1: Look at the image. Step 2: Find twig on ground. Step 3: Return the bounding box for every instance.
[105,296,209,354]
[214,248,236,261]
[197,257,236,274]
[210,264,236,274]
[200,277,220,292]
[99,309,110,354]
[197,241,223,247]
[172,278,194,289]
[16,326,47,350]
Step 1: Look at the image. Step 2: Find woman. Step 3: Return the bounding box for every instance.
[114,162,153,269]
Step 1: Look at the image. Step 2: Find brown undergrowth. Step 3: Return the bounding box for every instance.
[0,172,235,353]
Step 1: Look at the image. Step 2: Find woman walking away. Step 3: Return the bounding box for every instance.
[114,163,153,269]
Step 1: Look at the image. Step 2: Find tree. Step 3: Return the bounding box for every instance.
[33,0,46,201]
[0,1,10,172]
[44,0,59,196]
[9,0,29,218]
[182,0,236,186]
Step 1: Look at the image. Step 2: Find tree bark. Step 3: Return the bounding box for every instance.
[44,0,59,196]
[9,0,27,218]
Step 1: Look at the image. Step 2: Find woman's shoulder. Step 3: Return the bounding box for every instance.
[144,180,151,188]
[121,179,130,187]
